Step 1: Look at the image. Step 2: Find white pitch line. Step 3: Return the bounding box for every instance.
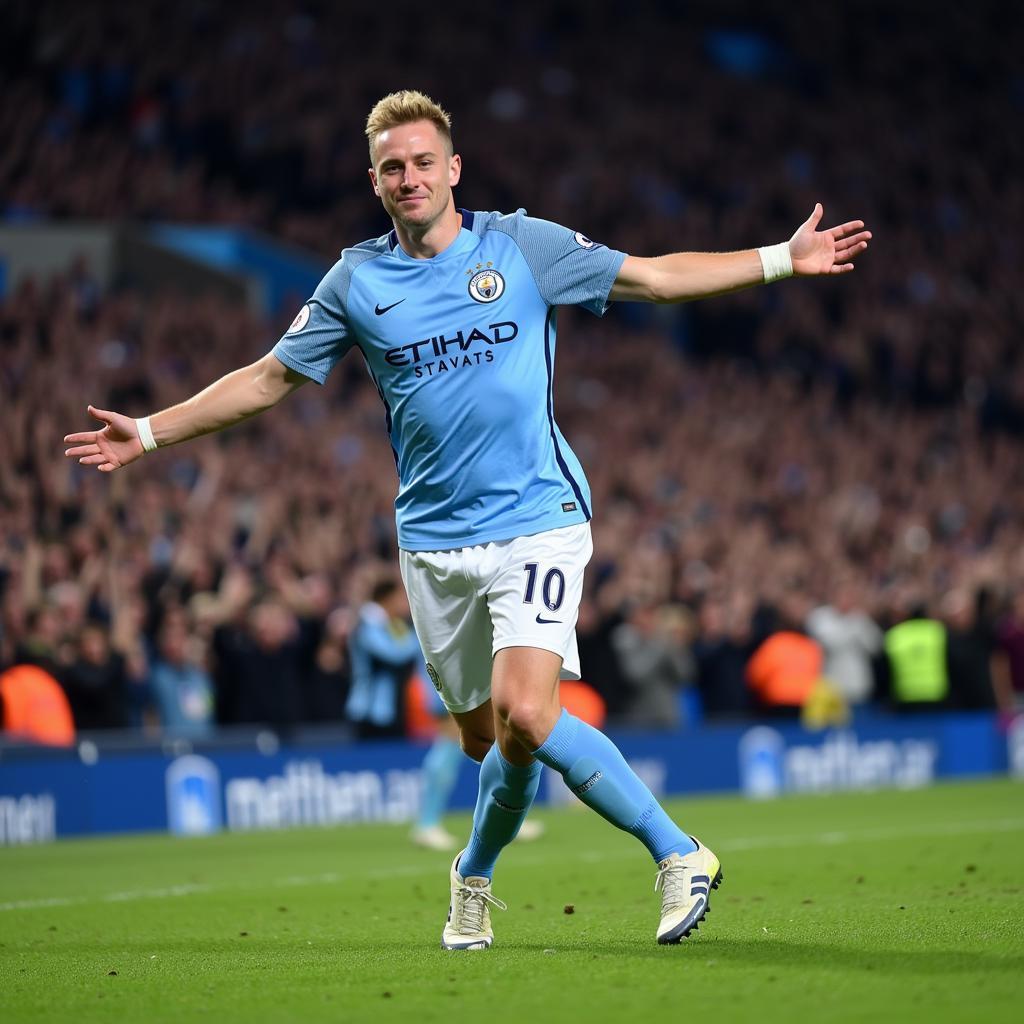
[2,816,1022,914]
[104,883,211,903]
[0,896,75,912]
[716,816,1024,852]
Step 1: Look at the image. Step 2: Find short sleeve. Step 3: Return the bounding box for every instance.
[490,209,626,316]
[271,258,355,385]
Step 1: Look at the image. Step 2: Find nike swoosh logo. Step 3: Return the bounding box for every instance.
[374,299,406,315]
[535,614,562,624]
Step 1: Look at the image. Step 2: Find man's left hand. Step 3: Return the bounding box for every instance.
[789,203,872,276]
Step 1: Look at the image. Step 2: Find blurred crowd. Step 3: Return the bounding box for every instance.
[1,271,1021,739]
[2,1,1023,739]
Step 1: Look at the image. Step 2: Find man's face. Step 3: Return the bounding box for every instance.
[79,625,109,665]
[369,120,461,232]
[159,621,188,665]
[381,587,410,621]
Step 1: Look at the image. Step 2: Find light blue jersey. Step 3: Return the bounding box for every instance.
[272,209,626,551]
[346,601,424,728]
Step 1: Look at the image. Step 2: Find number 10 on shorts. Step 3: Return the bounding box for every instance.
[523,563,566,611]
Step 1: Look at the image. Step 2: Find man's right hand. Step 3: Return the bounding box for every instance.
[64,405,146,473]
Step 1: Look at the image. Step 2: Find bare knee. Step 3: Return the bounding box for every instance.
[452,701,496,763]
[491,647,564,751]
[495,700,557,752]
[459,730,494,763]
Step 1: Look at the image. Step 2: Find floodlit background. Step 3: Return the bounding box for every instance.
[0,0,1022,831]
[1,5,1022,1023]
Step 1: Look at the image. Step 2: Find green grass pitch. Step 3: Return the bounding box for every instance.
[1,778,1022,1023]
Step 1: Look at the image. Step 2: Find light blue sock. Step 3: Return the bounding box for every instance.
[458,744,542,880]
[417,737,465,829]
[533,709,697,863]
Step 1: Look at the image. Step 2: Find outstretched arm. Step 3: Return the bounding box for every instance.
[64,352,309,473]
[609,203,871,303]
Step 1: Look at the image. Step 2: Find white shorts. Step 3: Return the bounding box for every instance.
[399,523,593,714]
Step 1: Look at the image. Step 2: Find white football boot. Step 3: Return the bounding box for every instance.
[654,836,722,944]
[441,851,507,950]
[411,824,458,851]
[514,819,545,843]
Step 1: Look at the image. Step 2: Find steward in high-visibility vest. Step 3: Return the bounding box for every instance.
[0,664,76,746]
[746,631,823,708]
[884,617,949,703]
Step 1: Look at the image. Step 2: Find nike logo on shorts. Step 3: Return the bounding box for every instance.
[535,614,561,624]
[375,299,406,315]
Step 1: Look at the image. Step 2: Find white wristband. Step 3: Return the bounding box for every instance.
[135,416,158,453]
[757,242,793,284]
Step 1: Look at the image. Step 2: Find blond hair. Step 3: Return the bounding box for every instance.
[365,90,453,163]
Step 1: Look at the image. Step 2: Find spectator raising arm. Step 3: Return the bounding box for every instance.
[609,204,871,303]
[63,353,309,472]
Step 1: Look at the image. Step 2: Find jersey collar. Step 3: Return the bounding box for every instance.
[388,210,478,262]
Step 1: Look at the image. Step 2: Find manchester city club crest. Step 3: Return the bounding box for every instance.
[426,663,443,692]
[468,268,506,303]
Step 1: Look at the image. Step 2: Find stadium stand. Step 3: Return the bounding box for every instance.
[1,1,1022,734]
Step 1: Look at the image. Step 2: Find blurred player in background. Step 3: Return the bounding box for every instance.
[412,676,545,851]
[347,573,463,846]
[410,687,465,850]
[64,90,869,949]
[350,574,543,849]
[346,575,421,740]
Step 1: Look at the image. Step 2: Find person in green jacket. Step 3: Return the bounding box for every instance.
[884,602,949,707]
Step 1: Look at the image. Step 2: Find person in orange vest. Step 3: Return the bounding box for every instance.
[746,594,824,714]
[0,664,76,746]
[559,679,607,730]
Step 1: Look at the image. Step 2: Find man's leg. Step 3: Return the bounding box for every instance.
[455,699,543,880]
[413,715,465,850]
[490,645,721,943]
[490,647,697,862]
[441,700,529,950]
[397,547,521,948]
